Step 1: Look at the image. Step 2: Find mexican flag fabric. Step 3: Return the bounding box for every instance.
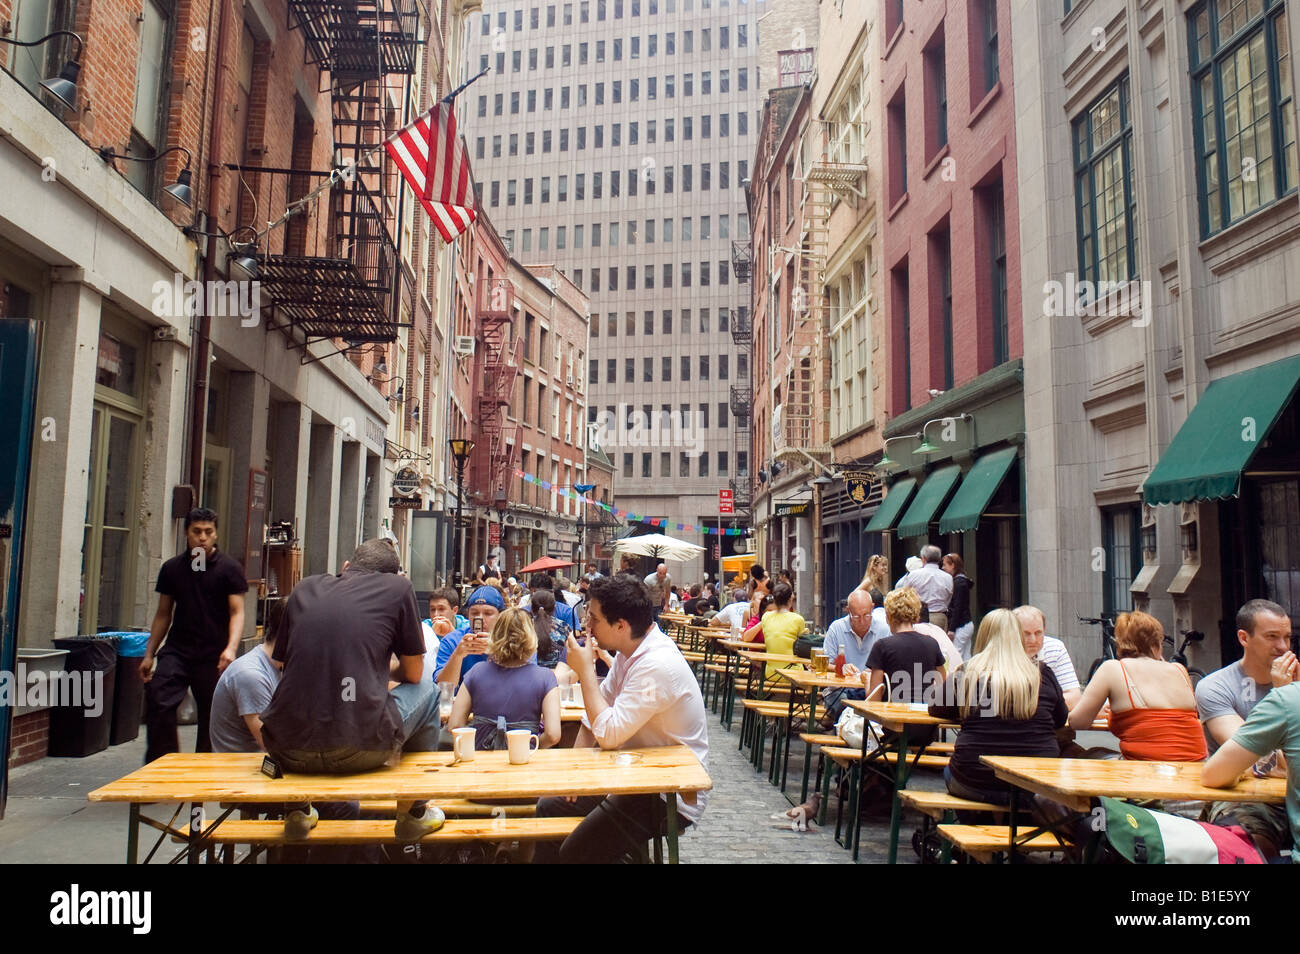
[1100,797,1263,864]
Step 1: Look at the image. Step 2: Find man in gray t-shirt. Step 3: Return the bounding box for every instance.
[210,639,281,753]
[1194,599,1296,858]
[1195,660,1274,754]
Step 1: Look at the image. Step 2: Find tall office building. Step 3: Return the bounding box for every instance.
[462,0,763,579]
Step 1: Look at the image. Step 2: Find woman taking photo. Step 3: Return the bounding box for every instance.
[1067,611,1206,761]
[929,609,1068,804]
[449,607,563,751]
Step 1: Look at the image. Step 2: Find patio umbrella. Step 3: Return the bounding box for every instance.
[612,533,706,562]
[517,556,576,575]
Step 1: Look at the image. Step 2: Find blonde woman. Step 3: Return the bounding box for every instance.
[859,554,889,595]
[449,607,562,751]
[928,608,1068,805]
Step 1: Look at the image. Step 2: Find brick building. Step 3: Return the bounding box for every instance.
[867,0,1028,615]
[0,0,471,771]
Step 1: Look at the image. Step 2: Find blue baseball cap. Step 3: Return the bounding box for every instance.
[465,585,505,610]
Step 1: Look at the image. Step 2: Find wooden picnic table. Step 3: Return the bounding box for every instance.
[845,700,950,863]
[980,755,1285,812]
[88,745,712,864]
[979,755,1285,863]
[774,669,863,798]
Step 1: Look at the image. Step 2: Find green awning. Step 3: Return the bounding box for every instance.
[938,447,1020,534]
[1143,354,1300,506]
[896,464,963,539]
[864,477,917,533]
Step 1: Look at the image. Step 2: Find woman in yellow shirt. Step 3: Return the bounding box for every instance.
[746,582,804,679]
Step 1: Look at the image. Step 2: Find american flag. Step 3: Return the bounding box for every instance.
[385,100,477,242]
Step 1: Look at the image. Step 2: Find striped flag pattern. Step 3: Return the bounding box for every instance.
[385,101,477,242]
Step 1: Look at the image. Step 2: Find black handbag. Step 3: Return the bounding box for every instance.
[793,634,824,659]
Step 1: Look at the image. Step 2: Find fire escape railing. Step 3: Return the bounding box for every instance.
[228,164,400,344]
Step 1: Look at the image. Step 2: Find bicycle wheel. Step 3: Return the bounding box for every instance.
[1186,668,1205,689]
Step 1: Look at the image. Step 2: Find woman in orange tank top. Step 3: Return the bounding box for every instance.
[1068,611,1207,761]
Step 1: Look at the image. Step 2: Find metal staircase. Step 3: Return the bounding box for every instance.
[475,278,521,506]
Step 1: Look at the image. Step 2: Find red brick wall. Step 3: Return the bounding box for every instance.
[881,0,1022,417]
[7,710,50,768]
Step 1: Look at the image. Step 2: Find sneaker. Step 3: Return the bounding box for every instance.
[284,805,319,840]
[395,804,446,842]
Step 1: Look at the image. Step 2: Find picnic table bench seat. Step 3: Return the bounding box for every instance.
[206,816,582,846]
[936,824,1073,863]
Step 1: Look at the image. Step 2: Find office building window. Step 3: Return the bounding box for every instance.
[1074,75,1138,283]
[1190,1,1296,234]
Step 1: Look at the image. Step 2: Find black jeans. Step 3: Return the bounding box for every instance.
[145,651,220,762]
[533,794,690,863]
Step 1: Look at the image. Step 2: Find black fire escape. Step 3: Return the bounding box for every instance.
[233,0,422,354]
[730,239,754,530]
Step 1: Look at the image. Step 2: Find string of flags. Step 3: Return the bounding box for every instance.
[515,470,752,536]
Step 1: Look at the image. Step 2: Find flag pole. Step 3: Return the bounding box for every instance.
[248,67,492,244]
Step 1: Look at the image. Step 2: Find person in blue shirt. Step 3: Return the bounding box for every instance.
[434,585,503,685]
[422,587,469,652]
[820,589,891,724]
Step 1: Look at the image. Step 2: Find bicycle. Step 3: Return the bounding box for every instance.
[1166,630,1207,687]
[1079,615,1117,681]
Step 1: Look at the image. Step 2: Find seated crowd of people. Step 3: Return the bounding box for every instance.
[815,579,1297,861]
[202,534,1296,864]
[205,540,710,864]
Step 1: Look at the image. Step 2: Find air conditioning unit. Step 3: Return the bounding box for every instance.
[565,373,575,387]
[453,336,475,357]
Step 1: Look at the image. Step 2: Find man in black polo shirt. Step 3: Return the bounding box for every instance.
[141,508,248,762]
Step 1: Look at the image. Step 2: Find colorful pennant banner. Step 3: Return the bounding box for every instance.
[514,470,752,535]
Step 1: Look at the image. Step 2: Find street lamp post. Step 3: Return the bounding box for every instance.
[494,490,508,574]
[574,483,596,573]
[448,438,475,588]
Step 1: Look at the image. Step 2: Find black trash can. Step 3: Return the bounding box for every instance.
[48,636,118,757]
[107,631,149,745]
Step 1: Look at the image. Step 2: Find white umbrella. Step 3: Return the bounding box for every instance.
[612,533,706,562]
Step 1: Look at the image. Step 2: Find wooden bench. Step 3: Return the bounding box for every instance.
[825,748,950,770]
[900,790,1008,863]
[936,824,1073,863]
[355,799,537,818]
[740,699,811,779]
[899,790,1004,818]
[207,816,581,846]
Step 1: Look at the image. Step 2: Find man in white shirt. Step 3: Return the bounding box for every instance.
[535,574,709,863]
[1013,605,1081,706]
[897,546,954,632]
[709,589,752,629]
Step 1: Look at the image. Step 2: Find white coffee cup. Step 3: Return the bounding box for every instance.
[452,726,476,762]
[506,728,539,765]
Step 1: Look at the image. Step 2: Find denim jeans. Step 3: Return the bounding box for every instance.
[821,686,866,723]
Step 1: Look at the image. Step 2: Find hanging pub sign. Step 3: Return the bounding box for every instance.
[843,470,879,507]
[392,466,421,497]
